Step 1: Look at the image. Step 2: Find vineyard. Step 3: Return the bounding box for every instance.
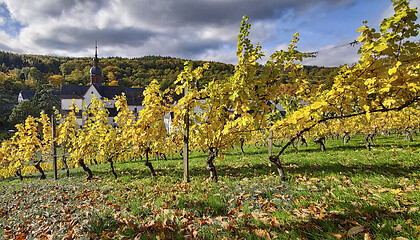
[0,134,418,239]
[0,0,419,239]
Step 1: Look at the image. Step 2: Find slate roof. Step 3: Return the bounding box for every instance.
[92,84,126,99]
[19,90,36,100]
[60,84,145,106]
[60,85,90,99]
[125,88,145,105]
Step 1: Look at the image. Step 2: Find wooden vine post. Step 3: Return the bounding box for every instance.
[51,114,57,180]
[268,107,275,156]
[268,130,273,156]
[183,84,189,182]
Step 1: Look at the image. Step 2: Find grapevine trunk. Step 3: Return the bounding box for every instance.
[240,138,245,156]
[269,155,286,180]
[145,150,156,177]
[15,169,23,181]
[34,162,46,179]
[78,159,93,180]
[109,158,117,179]
[314,137,326,152]
[206,148,218,182]
[62,155,70,177]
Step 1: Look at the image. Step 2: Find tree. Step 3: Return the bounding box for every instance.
[0,90,17,130]
[32,84,60,116]
[185,78,255,182]
[0,111,59,180]
[26,67,45,88]
[66,69,85,85]
[56,104,78,177]
[109,80,119,86]
[9,100,40,127]
[107,72,117,82]
[2,115,45,179]
[48,75,64,88]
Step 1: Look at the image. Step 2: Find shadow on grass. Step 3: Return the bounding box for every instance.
[8,152,418,183]
[158,158,418,183]
[99,158,419,184]
[271,142,420,155]
[284,204,416,239]
[12,136,417,182]
[223,148,269,156]
[70,148,418,182]
[291,144,368,153]
[285,162,420,179]
[104,196,417,239]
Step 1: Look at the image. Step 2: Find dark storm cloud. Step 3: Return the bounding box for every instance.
[0,0,361,64]
[159,35,225,57]
[122,0,355,27]
[5,0,105,21]
[34,26,155,51]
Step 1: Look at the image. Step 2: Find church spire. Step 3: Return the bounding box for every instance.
[90,41,102,85]
[94,41,98,62]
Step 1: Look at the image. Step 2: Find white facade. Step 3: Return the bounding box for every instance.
[17,93,24,103]
[128,106,145,114]
[163,112,172,134]
[61,99,83,111]
[60,84,147,126]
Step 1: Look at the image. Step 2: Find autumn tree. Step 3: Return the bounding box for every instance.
[66,69,85,85]
[180,77,256,182]
[48,74,64,87]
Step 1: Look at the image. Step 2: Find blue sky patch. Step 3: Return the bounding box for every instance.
[0,3,26,37]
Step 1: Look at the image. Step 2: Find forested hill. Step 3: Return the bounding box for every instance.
[0,50,339,93]
[0,51,234,92]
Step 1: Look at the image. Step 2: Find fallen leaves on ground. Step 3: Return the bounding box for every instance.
[1,163,419,239]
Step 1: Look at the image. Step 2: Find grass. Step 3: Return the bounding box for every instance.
[0,133,419,239]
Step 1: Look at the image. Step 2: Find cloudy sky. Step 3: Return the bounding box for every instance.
[0,0,419,67]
